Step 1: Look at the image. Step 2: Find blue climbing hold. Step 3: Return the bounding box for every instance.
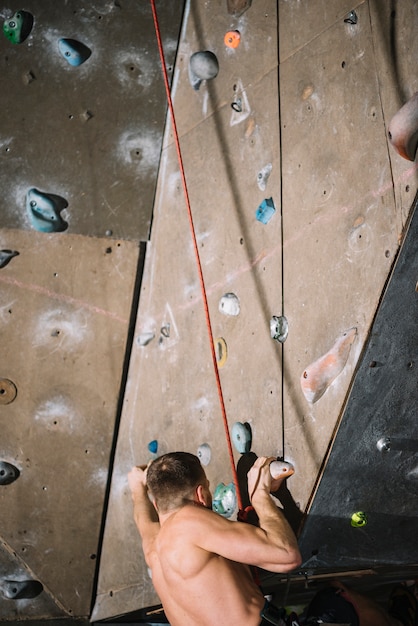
[232,421,252,454]
[0,461,20,485]
[256,197,276,224]
[58,38,91,66]
[2,10,33,44]
[26,188,68,233]
[147,440,158,454]
[212,482,236,518]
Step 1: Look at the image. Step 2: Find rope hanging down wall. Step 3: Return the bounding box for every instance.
[150,0,243,512]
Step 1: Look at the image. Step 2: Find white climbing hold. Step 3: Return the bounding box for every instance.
[219,293,240,316]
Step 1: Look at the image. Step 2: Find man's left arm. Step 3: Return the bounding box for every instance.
[128,466,160,565]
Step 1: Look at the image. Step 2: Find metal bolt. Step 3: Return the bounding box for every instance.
[376,437,391,452]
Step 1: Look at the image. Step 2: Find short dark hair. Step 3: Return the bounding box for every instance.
[147,452,207,513]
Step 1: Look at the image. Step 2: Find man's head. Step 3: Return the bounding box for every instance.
[147,452,211,514]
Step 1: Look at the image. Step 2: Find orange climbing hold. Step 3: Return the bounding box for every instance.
[224,30,241,49]
[300,327,357,404]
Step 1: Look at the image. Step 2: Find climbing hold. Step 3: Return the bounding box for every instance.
[226,0,252,17]
[224,30,241,49]
[0,250,19,269]
[257,163,272,191]
[300,327,357,404]
[147,440,158,454]
[376,437,391,452]
[0,579,43,600]
[26,188,68,233]
[189,51,219,90]
[232,422,252,454]
[212,482,236,518]
[2,10,33,44]
[215,337,228,368]
[388,92,418,161]
[344,10,358,24]
[197,443,211,466]
[256,198,276,224]
[270,316,288,343]
[0,379,17,405]
[0,462,20,485]
[219,293,240,316]
[58,38,92,66]
[137,332,155,346]
[351,511,367,528]
[269,460,294,481]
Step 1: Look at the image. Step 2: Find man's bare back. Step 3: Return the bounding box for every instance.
[128,453,302,626]
[147,504,265,626]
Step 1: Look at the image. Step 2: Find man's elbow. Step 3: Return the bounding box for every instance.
[270,550,302,573]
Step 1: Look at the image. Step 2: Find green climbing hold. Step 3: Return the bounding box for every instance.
[3,10,33,44]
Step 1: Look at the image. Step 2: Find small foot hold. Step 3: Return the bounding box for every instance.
[0,250,19,269]
[226,0,252,17]
[0,462,20,485]
[0,579,43,600]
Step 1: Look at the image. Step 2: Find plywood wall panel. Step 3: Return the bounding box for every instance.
[0,229,139,618]
[279,1,401,510]
[0,0,185,241]
[92,1,287,619]
[279,0,362,62]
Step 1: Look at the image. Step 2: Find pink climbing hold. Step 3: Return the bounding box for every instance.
[300,327,357,404]
[388,92,418,161]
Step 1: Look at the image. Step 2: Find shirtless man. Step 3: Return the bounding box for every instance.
[128,451,301,626]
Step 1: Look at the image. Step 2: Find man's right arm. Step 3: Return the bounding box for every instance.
[249,457,301,571]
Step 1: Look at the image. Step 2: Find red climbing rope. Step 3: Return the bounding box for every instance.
[150,0,243,512]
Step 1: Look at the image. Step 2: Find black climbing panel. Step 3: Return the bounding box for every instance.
[299,194,418,569]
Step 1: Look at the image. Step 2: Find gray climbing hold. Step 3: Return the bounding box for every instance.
[189,51,219,90]
[232,422,252,454]
[270,315,288,343]
[197,443,211,466]
[0,462,20,485]
[0,250,19,269]
[219,292,240,316]
[0,579,43,600]
[257,163,272,191]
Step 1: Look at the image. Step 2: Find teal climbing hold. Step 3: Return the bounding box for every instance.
[232,421,252,454]
[0,462,20,485]
[58,38,91,66]
[0,579,43,600]
[256,197,276,224]
[26,188,68,233]
[212,482,236,518]
[3,10,33,44]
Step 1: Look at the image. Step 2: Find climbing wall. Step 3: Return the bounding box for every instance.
[0,0,185,620]
[92,0,418,621]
